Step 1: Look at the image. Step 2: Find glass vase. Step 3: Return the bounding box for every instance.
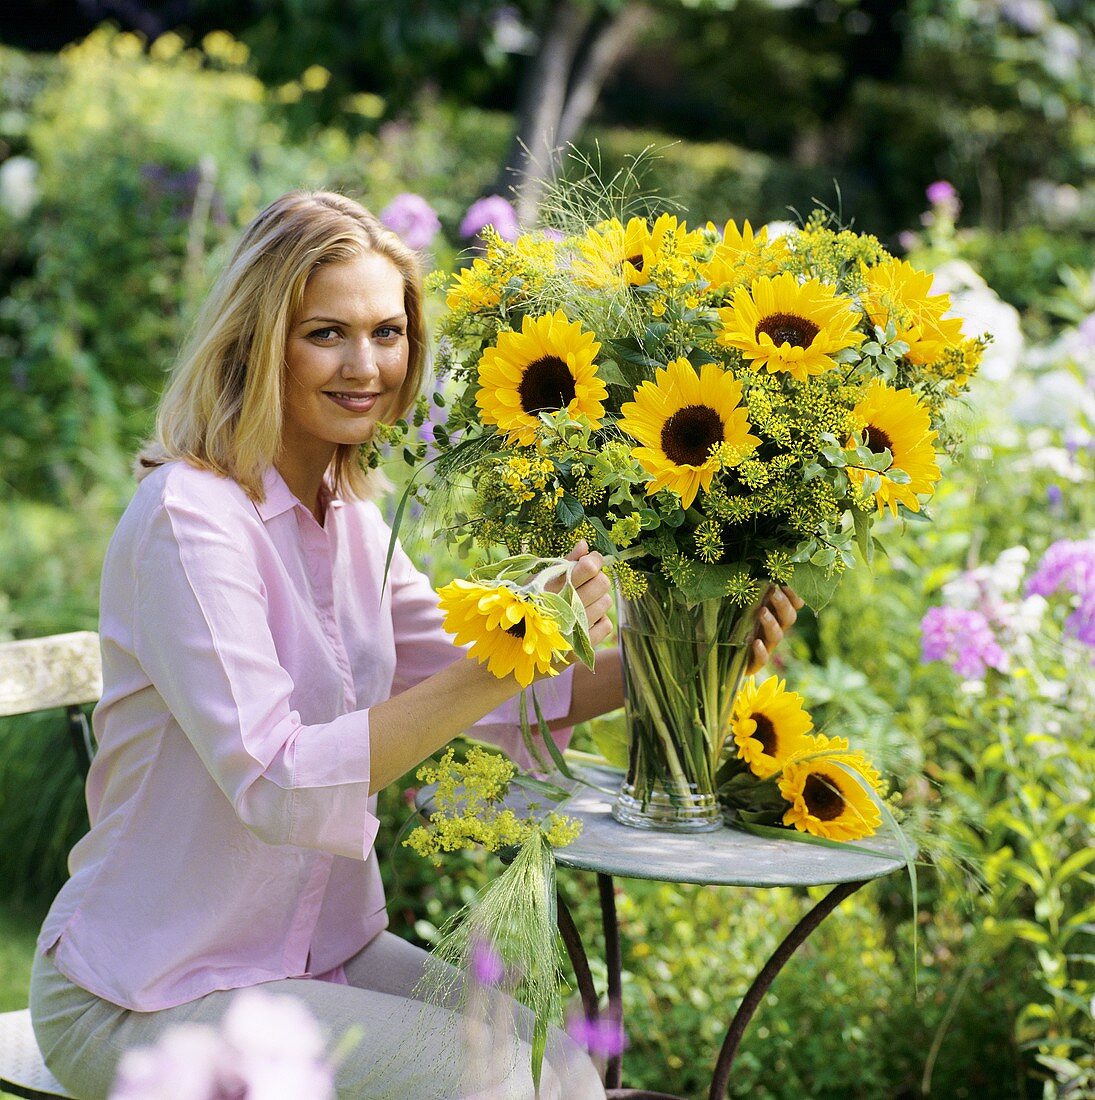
[613,579,762,832]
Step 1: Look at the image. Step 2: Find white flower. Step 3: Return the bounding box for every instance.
[0,157,39,219]
[109,1025,240,1100]
[1010,370,1095,433]
[930,259,1024,382]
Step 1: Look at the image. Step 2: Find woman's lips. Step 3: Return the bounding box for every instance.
[325,391,379,412]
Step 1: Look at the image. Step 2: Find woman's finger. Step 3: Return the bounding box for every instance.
[746,638,767,676]
[757,605,784,650]
[570,550,605,588]
[767,586,799,631]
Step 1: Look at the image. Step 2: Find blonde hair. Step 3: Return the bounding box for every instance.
[138,190,427,501]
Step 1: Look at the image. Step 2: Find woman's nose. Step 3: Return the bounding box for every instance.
[341,338,379,379]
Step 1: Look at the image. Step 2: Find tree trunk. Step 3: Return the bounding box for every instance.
[499,1,652,225]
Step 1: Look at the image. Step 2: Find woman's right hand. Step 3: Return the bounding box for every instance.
[564,540,613,648]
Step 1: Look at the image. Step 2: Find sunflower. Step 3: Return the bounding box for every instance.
[701,220,786,292]
[847,380,941,516]
[476,311,607,446]
[778,754,882,841]
[438,580,572,688]
[618,358,760,509]
[574,214,701,291]
[862,259,965,365]
[730,676,814,779]
[792,732,885,793]
[717,272,866,381]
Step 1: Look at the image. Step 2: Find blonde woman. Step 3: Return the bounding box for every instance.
[28,191,800,1099]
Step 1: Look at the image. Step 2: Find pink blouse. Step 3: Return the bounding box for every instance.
[37,461,573,1011]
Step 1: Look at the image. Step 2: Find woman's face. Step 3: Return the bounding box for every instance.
[281,251,409,467]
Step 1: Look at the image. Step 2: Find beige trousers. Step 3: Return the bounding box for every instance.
[29,933,605,1100]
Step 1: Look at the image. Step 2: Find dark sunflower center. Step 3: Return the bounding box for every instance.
[864,425,894,455]
[505,619,527,639]
[624,254,645,273]
[518,357,576,415]
[660,405,724,466]
[803,774,846,821]
[755,312,820,349]
[751,713,778,755]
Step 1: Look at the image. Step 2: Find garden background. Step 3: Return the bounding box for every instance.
[0,1,1092,1097]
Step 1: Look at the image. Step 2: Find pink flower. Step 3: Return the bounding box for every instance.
[470,937,506,986]
[108,990,335,1100]
[565,1007,627,1058]
[380,192,441,250]
[920,606,1009,680]
[459,194,520,242]
[926,180,958,207]
[109,1025,244,1100]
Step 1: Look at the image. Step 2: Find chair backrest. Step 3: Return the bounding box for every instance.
[0,632,102,774]
[0,632,102,718]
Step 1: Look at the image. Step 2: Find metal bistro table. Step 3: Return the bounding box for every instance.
[537,765,908,1100]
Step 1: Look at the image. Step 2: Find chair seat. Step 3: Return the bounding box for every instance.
[0,1010,74,1099]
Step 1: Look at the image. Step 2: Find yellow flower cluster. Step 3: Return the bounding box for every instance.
[445,230,558,319]
[404,747,582,863]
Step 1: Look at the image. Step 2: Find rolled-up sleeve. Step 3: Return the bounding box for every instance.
[134,497,380,861]
[385,536,575,771]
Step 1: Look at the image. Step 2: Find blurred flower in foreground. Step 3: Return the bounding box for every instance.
[460,194,520,242]
[109,988,335,1099]
[380,192,440,250]
[920,606,1009,680]
[470,937,506,987]
[926,180,959,209]
[566,1007,627,1058]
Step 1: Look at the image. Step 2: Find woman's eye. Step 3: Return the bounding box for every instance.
[375,326,405,341]
[309,327,339,342]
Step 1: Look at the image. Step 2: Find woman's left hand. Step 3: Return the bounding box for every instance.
[748,585,805,675]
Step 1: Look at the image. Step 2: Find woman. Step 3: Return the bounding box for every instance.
[29,190,801,1099]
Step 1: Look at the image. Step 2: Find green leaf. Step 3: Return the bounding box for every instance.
[788,562,842,611]
[530,685,576,781]
[555,493,584,528]
[853,508,874,568]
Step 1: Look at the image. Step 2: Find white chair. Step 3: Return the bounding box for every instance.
[0,631,100,1100]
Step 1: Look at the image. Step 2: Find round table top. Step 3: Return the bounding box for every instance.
[417,763,912,889]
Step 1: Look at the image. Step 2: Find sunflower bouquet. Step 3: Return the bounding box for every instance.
[413,189,984,833]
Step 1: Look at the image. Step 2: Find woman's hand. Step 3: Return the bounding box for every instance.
[748,585,804,675]
[564,540,613,648]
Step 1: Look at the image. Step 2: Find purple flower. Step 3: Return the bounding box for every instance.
[897,230,919,254]
[470,938,506,986]
[926,180,958,207]
[1046,484,1063,509]
[380,192,441,250]
[1026,539,1095,647]
[460,194,520,242]
[566,1008,627,1058]
[920,606,1009,680]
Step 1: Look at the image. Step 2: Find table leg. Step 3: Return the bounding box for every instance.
[598,873,624,1090]
[708,879,867,1100]
[557,889,599,1022]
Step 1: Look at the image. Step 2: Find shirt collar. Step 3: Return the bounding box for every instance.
[256,466,346,523]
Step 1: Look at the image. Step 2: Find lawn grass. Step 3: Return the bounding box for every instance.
[1,899,47,1100]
